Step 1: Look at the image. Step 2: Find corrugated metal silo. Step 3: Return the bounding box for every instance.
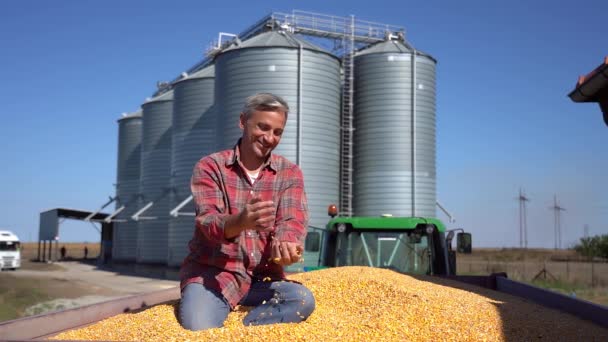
[168,65,215,267]
[353,39,437,217]
[113,111,142,261]
[137,90,173,264]
[214,30,341,232]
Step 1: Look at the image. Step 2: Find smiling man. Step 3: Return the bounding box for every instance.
[179,93,314,331]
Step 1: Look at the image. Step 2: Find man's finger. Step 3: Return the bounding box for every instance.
[256,206,275,217]
[286,243,301,263]
[250,200,274,212]
[272,241,282,264]
[255,215,275,229]
[248,196,263,204]
[280,242,291,264]
[255,225,275,233]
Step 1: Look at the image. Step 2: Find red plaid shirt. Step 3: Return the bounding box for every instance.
[180,142,309,308]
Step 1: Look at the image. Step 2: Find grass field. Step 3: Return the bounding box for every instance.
[20,242,100,261]
[0,273,85,321]
[0,274,53,321]
[529,278,608,305]
[0,243,103,322]
[457,247,579,262]
[456,248,608,306]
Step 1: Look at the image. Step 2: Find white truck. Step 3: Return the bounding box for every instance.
[0,230,21,270]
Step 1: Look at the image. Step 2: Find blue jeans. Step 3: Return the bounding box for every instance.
[179,281,316,331]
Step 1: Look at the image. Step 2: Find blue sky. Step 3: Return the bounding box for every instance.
[0,0,606,248]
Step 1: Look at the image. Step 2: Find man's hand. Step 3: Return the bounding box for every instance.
[271,240,303,266]
[224,195,275,239]
[240,195,275,231]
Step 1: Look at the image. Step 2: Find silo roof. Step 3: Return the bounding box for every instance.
[143,89,174,104]
[177,64,215,84]
[221,30,329,54]
[356,39,437,62]
[117,109,142,122]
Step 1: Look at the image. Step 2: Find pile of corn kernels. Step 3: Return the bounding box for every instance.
[52,266,608,341]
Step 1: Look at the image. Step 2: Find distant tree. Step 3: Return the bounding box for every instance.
[574,234,608,259]
[600,235,608,259]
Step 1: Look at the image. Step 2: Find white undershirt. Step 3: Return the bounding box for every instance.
[247,171,259,184]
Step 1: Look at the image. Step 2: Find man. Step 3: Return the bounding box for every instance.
[179,93,315,331]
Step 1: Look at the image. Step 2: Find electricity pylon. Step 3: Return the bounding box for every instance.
[550,195,566,249]
[517,188,530,249]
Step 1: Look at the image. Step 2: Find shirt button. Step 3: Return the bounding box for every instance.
[250,252,255,257]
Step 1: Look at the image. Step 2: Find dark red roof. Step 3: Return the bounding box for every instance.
[569,56,608,103]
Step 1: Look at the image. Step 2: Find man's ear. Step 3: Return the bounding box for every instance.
[239,113,246,130]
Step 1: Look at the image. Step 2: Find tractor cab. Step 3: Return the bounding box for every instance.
[318,205,472,276]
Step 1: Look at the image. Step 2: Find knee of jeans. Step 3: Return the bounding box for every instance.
[299,286,316,317]
[281,283,315,317]
[179,284,227,331]
[180,304,224,331]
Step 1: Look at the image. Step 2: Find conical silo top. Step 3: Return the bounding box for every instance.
[177,64,215,84]
[356,39,413,56]
[117,109,142,122]
[220,30,328,54]
[356,39,436,62]
[143,89,174,105]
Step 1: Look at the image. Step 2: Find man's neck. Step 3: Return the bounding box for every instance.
[238,142,265,172]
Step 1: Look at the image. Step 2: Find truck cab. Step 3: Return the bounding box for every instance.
[314,206,472,276]
[0,230,21,270]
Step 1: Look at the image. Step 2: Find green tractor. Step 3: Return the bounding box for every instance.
[305,205,472,276]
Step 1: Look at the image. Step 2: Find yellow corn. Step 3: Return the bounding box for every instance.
[51,266,608,341]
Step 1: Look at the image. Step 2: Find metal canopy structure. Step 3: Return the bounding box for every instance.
[38,208,113,263]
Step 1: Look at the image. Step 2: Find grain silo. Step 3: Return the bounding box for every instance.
[137,90,173,264]
[353,37,437,217]
[167,65,215,267]
[113,110,142,262]
[214,30,341,232]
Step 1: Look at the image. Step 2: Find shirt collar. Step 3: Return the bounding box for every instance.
[226,139,277,171]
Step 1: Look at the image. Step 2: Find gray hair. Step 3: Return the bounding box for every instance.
[242,93,289,120]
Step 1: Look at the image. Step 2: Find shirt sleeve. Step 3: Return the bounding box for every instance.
[191,157,235,244]
[274,166,309,245]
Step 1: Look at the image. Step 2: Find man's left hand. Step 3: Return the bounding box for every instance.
[271,240,303,266]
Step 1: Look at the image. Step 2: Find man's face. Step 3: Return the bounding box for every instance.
[239,109,286,160]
